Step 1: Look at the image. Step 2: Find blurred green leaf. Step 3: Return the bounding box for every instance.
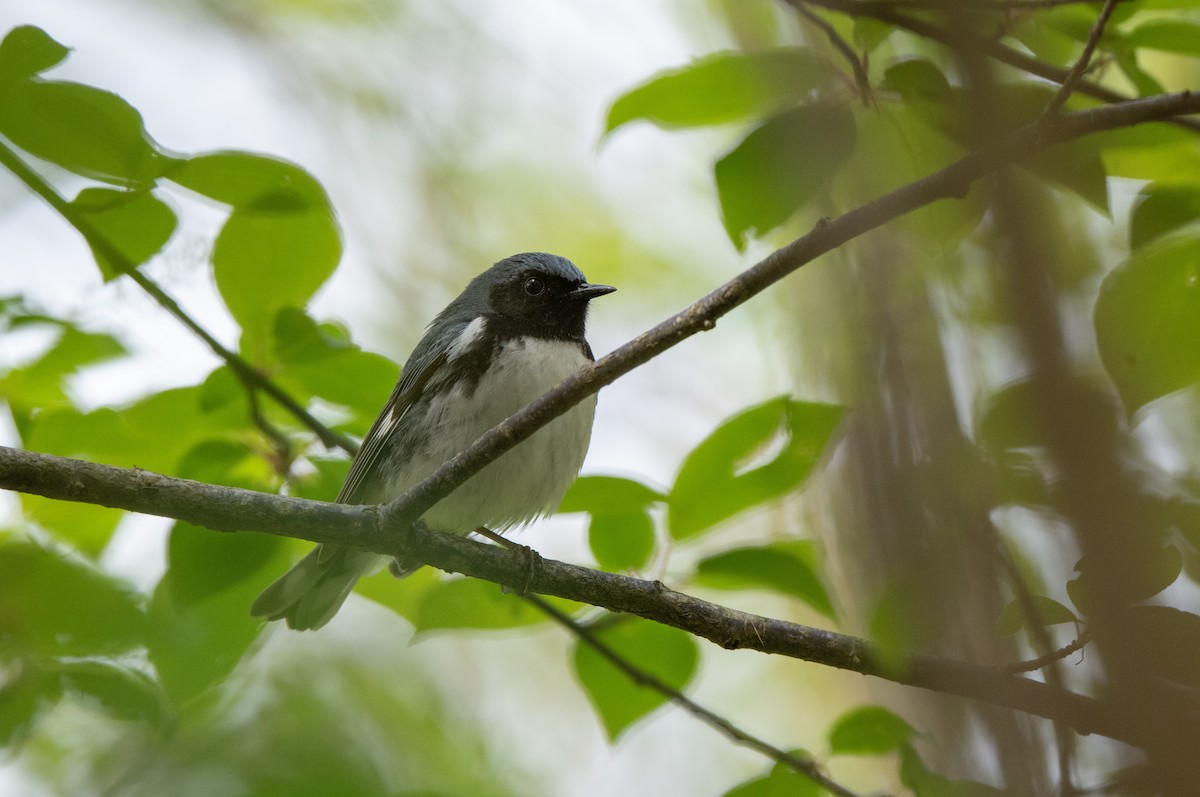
[669,397,844,540]
[1116,53,1166,98]
[977,380,1041,452]
[53,659,167,726]
[1098,122,1200,183]
[71,187,177,280]
[695,541,834,619]
[413,578,549,633]
[167,152,342,343]
[828,705,916,755]
[881,58,953,105]
[1127,19,1200,55]
[149,522,289,705]
[1130,183,1200,250]
[588,511,655,572]
[0,25,69,80]
[272,308,397,418]
[165,519,283,607]
[289,456,352,503]
[573,618,698,739]
[1117,605,1200,688]
[605,48,837,135]
[0,540,145,657]
[19,495,123,558]
[853,18,894,53]
[901,744,1008,797]
[715,102,857,248]
[994,595,1077,637]
[0,79,164,186]
[0,661,55,747]
[561,476,662,571]
[560,475,663,513]
[723,756,823,797]
[0,324,125,412]
[26,384,248,474]
[1095,236,1200,413]
[1067,545,1182,615]
[198,365,243,413]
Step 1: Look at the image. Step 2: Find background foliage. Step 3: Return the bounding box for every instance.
[2,1,1200,795]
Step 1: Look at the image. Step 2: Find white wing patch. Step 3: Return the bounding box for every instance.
[447,316,487,361]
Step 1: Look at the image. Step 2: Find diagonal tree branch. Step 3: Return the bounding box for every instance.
[0,444,1161,749]
[373,91,1200,536]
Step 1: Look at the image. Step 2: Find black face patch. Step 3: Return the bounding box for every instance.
[488,269,591,343]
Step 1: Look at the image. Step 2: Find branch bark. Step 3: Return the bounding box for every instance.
[0,444,1151,748]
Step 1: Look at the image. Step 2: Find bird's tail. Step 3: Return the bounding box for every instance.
[250,544,381,630]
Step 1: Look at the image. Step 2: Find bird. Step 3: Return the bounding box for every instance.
[250,252,615,630]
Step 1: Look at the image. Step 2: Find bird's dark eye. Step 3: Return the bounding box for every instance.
[523,277,545,296]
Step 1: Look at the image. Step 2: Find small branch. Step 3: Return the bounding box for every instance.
[1040,0,1121,121]
[1003,632,1091,674]
[374,91,1200,537]
[793,3,873,107]
[525,595,872,797]
[0,140,358,456]
[794,0,1200,135]
[0,445,1180,749]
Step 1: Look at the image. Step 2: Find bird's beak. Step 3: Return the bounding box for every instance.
[567,283,617,301]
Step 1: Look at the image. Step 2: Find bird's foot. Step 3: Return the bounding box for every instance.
[475,526,542,596]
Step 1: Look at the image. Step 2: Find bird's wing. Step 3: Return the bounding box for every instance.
[334,341,449,505]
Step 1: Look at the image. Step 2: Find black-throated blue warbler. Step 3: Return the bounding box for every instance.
[251,252,615,630]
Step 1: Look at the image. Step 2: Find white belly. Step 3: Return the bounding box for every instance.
[387,337,596,534]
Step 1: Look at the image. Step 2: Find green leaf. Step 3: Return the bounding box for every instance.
[605,48,837,134]
[1116,605,1200,688]
[976,379,1042,452]
[994,595,1077,637]
[165,520,283,607]
[560,475,664,513]
[0,541,146,656]
[413,578,549,633]
[1095,236,1200,413]
[26,384,250,475]
[0,25,69,81]
[573,618,698,739]
[561,476,663,571]
[1116,53,1166,98]
[828,705,916,755]
[0,79,164,186]
[901,744,1008,797]
[19,495,124,558]
[53,659,167,726]
[168,153,342,343]
[0,661,55,746]
[71,188,177,280]
[695,541,834,619]
[723,756,823,797]
[1130,183,1200,250]
[715,103,856,248]
[588,511,656,572]
[148,523,289,704]
[1067,545,1183,615]
[1127,19,1200,55]
[271,308,397,419]
[880,58,953,105]
[167,150,330,208]
[669,397,844,540]
[853,18,894,53]
[0,324,125,411]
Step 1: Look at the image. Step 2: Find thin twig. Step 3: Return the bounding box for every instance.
[793,3,873,107]
[1040,0,1121,121]
[1003,632,1091,675]
[792,0,1200,135]
[0,140,358,456]
[525,595,872,797]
